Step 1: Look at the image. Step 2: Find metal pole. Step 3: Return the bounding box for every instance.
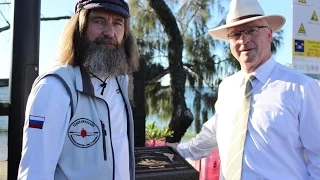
[133,57,146,147]
[8,0,41,178]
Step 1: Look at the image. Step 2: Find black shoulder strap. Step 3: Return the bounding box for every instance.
[32,73,77,120]
[115,77,130,141]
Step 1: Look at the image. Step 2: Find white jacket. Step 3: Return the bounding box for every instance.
[18,65,135,180]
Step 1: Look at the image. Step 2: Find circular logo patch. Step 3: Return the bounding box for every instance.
[68,118,100,148]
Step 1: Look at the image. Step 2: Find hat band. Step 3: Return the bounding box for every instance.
[229,14,263,23]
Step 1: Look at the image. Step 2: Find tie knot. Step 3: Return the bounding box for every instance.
[244,75,255,96]
[245,74,256,83]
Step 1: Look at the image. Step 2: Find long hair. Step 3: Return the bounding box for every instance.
[57,9,139,72]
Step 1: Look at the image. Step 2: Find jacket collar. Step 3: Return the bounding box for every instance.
[73,66,95,96]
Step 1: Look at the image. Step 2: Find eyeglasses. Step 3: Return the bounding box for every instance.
[227,26,269,40]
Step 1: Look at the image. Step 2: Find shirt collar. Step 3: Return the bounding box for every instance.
[253,56,276,84]
[239,56,276,85]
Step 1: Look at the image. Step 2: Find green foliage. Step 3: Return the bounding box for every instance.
[145,81,172,121]
[130,0,284,130]
[271,30,284,54]
[145,121,174,140]
[130,0,228,125]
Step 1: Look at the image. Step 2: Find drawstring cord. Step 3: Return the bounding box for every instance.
[89,72,110,95]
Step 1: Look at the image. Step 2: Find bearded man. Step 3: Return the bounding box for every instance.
[18,0,139,179]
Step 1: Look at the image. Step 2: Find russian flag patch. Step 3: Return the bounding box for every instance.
[29,115,45,129]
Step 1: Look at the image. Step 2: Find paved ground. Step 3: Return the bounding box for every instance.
[0,161,7,180]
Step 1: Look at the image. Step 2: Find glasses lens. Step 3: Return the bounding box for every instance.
[228,32,241,39]
[246,27,259,36]
[228,26,264,39]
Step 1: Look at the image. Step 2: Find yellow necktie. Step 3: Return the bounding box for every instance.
[225,75,255,180]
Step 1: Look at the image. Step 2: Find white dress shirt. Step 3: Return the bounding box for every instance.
[177,57,320,179]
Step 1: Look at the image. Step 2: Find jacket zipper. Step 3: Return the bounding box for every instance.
[100,120,107,161]
[115,77,132,180]
[98,98,115,180]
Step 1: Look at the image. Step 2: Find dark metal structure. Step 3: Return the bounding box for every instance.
[133,57,146,147]
[7,0,41,179]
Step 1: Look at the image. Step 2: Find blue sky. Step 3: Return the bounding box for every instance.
[0,0,292,79]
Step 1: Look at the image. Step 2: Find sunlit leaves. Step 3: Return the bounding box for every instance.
[145,121,173,140]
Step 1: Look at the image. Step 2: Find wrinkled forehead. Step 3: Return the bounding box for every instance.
[227,19,267,32]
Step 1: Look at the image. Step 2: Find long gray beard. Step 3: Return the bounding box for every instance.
[83,37,128,78]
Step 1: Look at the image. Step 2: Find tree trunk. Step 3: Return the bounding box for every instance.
[147,0,194,143]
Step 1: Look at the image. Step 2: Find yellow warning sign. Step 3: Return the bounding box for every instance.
[311,11,318,21]
[293,39,320,58]
[298,0,306,3]
[298,23,306,34]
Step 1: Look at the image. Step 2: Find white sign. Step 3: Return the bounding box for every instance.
[292,0,320,79]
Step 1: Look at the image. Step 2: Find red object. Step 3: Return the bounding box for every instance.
[191,148,220,180]
[81,128,87,138]
[145,138,166,147]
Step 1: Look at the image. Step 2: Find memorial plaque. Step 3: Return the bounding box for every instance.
[135,146,199,180]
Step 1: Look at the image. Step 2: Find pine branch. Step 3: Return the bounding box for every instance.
[0,24,9,33]
[145,68,169,85]
[184,63,214,89]
[0,10,9,24]
[214,59,228,65]
[0,16,71,33]
[41,16,71,21]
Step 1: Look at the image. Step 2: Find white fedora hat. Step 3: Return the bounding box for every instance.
[208,0,286,41]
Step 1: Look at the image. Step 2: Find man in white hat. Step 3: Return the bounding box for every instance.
[167,0,320,179]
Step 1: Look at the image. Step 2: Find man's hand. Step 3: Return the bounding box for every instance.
[166,142,179,152]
